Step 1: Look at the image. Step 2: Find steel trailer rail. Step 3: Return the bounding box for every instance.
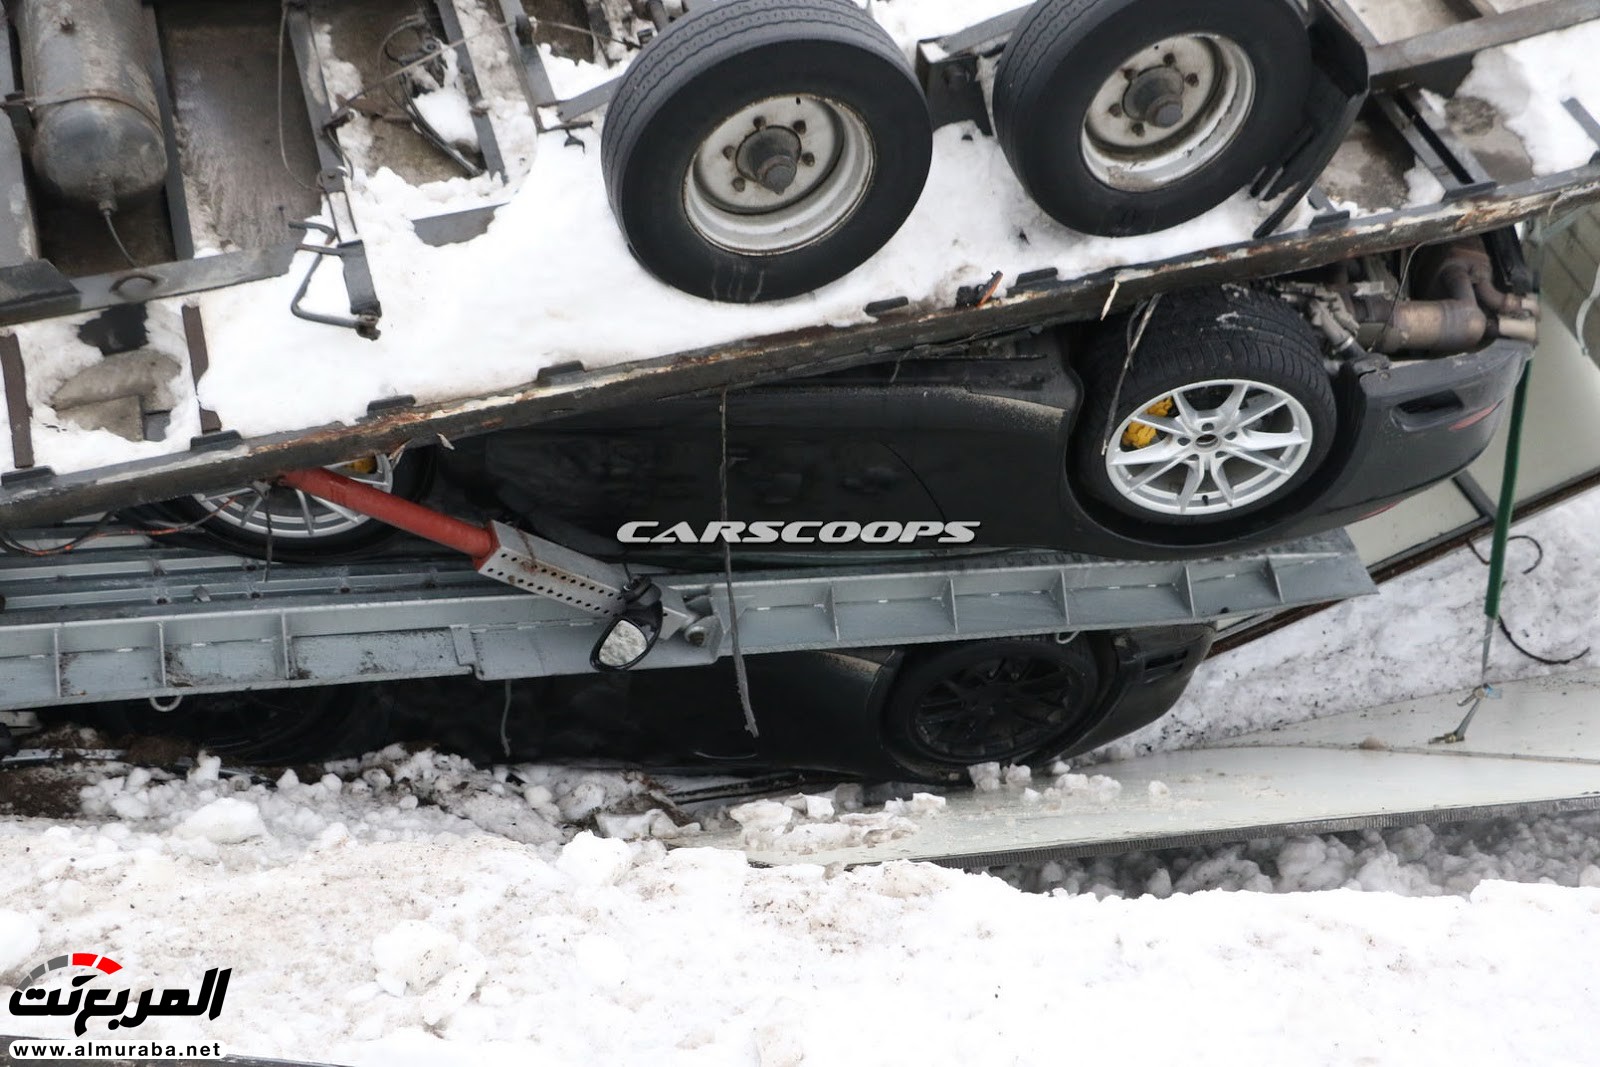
[0,531,1370,712]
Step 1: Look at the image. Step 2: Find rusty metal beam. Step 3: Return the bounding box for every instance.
[1,162,1598,530]
[1368,0,1600,89]
[0,332,32,473]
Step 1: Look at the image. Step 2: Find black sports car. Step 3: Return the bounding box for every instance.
[116,258,1529,779]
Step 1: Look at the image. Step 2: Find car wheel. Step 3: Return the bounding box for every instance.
[601,0,932,302]
[1074,286,1335,524]
[992,0,1311,236]
[161,451,434,563]
[881,636,1101,777]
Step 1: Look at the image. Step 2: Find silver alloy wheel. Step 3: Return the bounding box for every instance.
[192,456,395,541]
[683,94,876,255]
[1105,378,1315,516]
[1080,34,1255,193]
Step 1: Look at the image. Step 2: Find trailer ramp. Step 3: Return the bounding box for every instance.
[694,668,1600,868]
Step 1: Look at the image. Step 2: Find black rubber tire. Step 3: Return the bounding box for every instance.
[601,0,932,302]
[1073,286,1336,526]
[881,636,1101,777]
[993,0,1311,236]
[156,450,435,564]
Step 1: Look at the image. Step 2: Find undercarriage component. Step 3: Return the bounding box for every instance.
[13,0,168,209]
[1354,241,1540,354]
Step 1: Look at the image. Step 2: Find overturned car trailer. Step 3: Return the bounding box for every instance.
[0,0,1596,836]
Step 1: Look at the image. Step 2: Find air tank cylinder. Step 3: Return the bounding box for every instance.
[14,0,169,209]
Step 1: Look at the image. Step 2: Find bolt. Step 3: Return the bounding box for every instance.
[800,151,815,166]
[793,119,807,135]
[1185,72,1200,86]
[1108,103,1123,118]
[685,628,708,647]
[732,177,747,192]
[1163,52,1176,66]
[722,145,735,159]
[752,115,766,129]
[1131,122,1145,137]
[1123,67,1136,80]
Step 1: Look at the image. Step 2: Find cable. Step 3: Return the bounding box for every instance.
[1463,532,1590,667]
[276,3,320,192]
[720,386,758,738]
[1098,292,1163,458]
[100,207,138,268]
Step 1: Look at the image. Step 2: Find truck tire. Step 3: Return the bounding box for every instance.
[881,635,1101,778]
[993,0,1310,236]
[1073,287,1335,524]
[601,0,932,302]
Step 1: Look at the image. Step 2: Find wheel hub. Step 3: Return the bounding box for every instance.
[684,94,876,256]
[1081,34,1256,192]
[1122,66,1187,130]
[737,125,803,195]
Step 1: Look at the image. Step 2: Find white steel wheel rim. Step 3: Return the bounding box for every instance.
[683,94,876,256]
[1080,34,1256,193]
[1105,378,1315,516]
[193,456,395,540]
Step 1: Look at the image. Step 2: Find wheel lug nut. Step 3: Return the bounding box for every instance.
[1131,122,1145,137]
[1122,67,1136,81]
[1162,52,1176,66]
[793,120,806,134]
[732,177,747,191]
[722,145,735,159]
[1185,72,1200,86]
[800,151,815,166]
[1108,103,1123,118]
[752,116,766,129]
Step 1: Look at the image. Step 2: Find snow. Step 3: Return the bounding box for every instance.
[1,488,1598,1060]
[13,5,1597,475]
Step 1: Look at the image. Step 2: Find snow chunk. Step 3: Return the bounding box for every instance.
[175,798,266,844]
[728,800,795,832]
[0,910,39,974]
[883,792,947,817]
[372,920,461,996]
[968,762,1002,792]
[557,831,632,887]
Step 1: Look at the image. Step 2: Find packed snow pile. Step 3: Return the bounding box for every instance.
[7,750,1600,1064]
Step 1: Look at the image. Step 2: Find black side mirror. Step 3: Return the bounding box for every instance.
[590,577,666,671]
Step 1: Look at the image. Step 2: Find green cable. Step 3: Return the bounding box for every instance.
[1483,360,1533,624]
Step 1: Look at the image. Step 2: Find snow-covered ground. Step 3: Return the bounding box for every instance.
[2,489,1599,1064]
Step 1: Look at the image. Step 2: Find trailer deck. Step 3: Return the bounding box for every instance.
[0,0,1597,528]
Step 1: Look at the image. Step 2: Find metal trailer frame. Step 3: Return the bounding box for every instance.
[1,0,1600,526]
[0,529,1369,712]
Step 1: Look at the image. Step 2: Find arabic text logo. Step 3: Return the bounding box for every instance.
[8,952,230,1037]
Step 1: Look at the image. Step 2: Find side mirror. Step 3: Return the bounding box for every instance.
[590,578,665,671]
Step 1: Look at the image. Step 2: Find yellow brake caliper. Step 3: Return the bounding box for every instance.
[1120,397,1174,449]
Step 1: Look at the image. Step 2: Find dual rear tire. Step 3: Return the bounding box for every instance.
[601,0,1312,302]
